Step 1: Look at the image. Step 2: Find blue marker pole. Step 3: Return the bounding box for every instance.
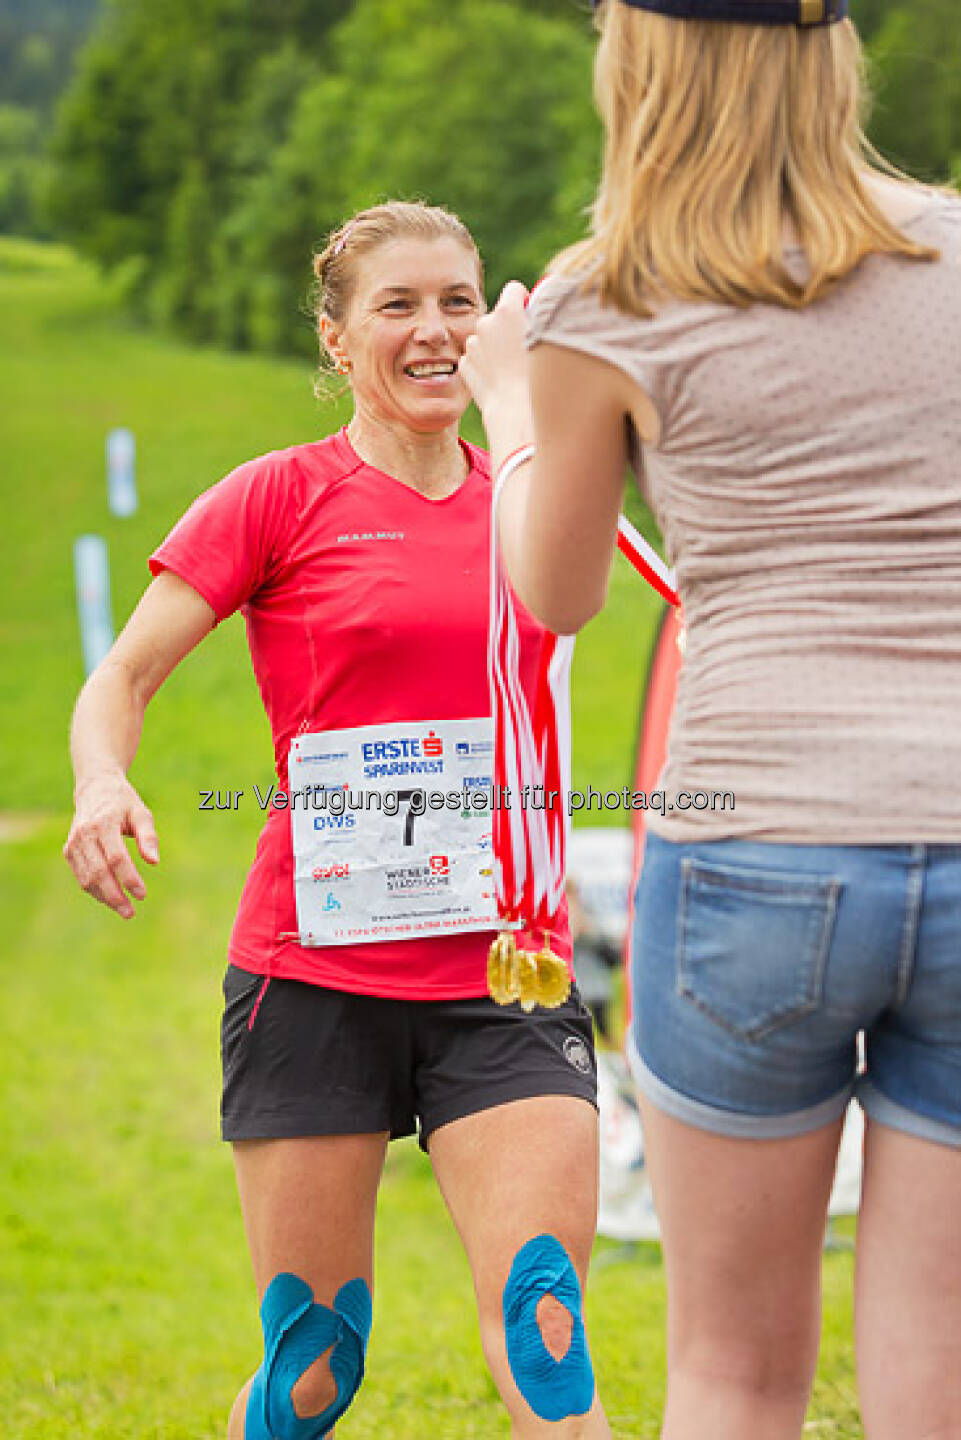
[74,535,115,676]
[106,427,138,517]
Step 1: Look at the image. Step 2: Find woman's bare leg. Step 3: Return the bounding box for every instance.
[855,1119,961,1439]
[227,1133,388,1438]
[429,1095,612,1439]
[639,1098,844,1440]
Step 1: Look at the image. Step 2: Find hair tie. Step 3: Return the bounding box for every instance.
[332,222,356,258]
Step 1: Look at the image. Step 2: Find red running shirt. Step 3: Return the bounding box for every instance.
[150,429,570,998]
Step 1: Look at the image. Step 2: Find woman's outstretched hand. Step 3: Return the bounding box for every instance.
[64,773,159,919]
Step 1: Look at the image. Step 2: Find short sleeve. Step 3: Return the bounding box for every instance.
[526,274,580,349]
[149,453,292,622]
[526,273,668,430]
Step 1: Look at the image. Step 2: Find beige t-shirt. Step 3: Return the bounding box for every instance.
[527,191,961,842]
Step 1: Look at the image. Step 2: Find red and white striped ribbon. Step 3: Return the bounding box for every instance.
[489,447,574,929]
[616,514,680,607]
[489,450,678,933]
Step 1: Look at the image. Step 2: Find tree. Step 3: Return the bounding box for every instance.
[0,0,99,233]
[329,0,600,294]
[866,2,961,180]
[0,104,45,234]
[40,0,961,350]
[0,0,100,118]
[209,0,601,354]
[46,0,350,271]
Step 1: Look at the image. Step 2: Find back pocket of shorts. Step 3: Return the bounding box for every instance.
[677,859,840,1041]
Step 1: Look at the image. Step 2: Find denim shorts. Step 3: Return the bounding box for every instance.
[629,833,961,1146]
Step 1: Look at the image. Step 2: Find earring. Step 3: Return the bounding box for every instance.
[334,356,351,375]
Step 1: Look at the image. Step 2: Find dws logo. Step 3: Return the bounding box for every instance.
[313,814,356,831]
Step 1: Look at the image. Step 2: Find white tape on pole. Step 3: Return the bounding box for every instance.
[73,534,114,676]
[106,427,138,517]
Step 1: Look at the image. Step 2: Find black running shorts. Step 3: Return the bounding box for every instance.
[220,964,598,1147]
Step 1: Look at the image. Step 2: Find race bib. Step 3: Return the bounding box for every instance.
[288,719,509,946]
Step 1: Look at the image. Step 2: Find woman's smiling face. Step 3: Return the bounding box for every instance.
[326,236,485,435]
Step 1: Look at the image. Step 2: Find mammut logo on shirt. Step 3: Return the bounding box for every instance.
[336,531,405,543]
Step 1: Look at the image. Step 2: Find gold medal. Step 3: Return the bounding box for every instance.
[487,931,521,1006]
[487,930,570,1011]
[516,948,540,1013]
[532,938,571,1010]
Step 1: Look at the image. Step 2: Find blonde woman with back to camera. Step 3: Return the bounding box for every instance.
[64,201,612,1439]
[460,1,961,1436]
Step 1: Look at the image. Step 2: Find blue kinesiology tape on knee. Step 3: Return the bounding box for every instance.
[502,1234,595,1422]
[244,1272,372,1440]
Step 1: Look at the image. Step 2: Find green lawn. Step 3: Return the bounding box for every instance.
[0,238,861,1437]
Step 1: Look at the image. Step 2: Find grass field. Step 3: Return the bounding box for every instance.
[0,237,861,1437]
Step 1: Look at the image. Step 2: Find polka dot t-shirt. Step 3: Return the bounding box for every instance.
[528,191,961,842]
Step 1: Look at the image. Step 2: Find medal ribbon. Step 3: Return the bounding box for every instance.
[489,452,679,940]
[616,514,680,606]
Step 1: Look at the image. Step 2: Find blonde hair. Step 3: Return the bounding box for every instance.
[313,200,482,327]
[556,4,939,314]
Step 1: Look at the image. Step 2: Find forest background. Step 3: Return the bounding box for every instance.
[3,0,960,354]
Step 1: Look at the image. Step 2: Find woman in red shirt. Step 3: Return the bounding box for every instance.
[64,202,610,1439]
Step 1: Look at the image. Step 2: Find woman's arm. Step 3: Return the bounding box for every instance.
[64,571,216,918]
[460,283,658,635]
